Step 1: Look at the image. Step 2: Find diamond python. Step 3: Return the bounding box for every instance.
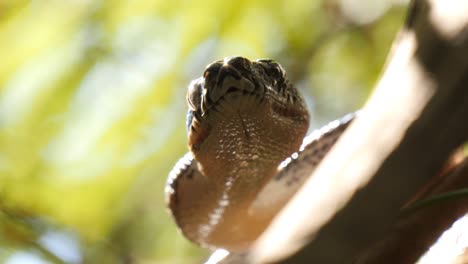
[165,56,356,252]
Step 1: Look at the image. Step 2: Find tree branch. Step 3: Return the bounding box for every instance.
[356,155,468,263]
[250,0,468,263]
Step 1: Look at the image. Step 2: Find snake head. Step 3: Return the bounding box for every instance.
[186,56,309,151]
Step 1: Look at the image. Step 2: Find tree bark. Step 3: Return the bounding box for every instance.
[250,0,468,263]
[356,155,468,263]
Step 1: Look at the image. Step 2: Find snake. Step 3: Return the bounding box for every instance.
[165,56,356,252]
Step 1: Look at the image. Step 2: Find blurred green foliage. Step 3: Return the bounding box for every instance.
[0,1,406,263]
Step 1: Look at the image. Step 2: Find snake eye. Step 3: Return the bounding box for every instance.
[256,59,286,91]
[187,79,202,112]
[255,59,286,86]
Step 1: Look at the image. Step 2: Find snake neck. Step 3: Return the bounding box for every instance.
[193,94,307,186]
[187,96,308,251]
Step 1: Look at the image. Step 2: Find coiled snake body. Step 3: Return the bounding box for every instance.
[166,57,355,252]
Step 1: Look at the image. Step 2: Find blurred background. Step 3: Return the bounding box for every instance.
[0,1,409,263]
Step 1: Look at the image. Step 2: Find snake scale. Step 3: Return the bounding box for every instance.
[165,56,356,252]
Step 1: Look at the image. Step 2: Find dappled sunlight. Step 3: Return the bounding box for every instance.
[0,30,86,128]
[43,17,179,168]
[5,251,50,264]
[38,230,82,264]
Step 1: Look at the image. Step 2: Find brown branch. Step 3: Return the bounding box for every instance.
[250,0,468,263]
[356,155,468,263]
